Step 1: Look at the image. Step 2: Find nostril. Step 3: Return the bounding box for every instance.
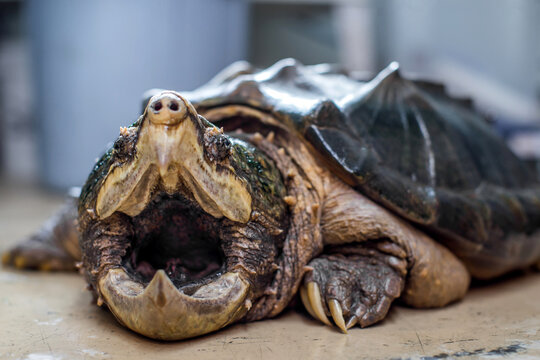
[153,101,163,112]
[168,101,179,111]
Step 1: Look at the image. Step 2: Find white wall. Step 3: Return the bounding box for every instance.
[28,0,249,189]
[375,0,540,124]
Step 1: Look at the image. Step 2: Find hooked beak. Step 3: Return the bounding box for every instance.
[95,91,252,222]
[99,268,250,340]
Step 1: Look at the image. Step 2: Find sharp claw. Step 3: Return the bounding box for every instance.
[300,285,317,320]
[355,303,367,321]
[329,299,347,333]
[307,282,331,326]
[346,315,358,329]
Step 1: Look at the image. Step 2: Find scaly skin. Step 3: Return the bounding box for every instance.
[0,93,490,340]
[206,106,470,331]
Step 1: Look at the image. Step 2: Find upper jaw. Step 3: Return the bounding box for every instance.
[95,91,253,223]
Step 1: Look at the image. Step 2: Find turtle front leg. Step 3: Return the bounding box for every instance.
[2,199,80,271]
[302,179,470,331]
[300,240,406,332]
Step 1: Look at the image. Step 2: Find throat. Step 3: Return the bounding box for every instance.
[123,193,225,290]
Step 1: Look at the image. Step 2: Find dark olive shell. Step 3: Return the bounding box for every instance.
[183,58,540,276]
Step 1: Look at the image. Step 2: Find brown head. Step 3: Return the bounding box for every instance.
[79,91,288,340]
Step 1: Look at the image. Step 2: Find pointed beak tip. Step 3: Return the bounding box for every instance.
[98,268,250,340]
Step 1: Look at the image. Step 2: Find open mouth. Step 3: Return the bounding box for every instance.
[122,192,226,294]
[88,92,275,340]
[97,190,250,340]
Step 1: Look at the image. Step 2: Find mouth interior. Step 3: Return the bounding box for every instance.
[123,192,225,293]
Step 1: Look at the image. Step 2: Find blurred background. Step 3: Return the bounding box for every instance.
[0,0,539,190]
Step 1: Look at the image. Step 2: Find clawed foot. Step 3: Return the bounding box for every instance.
[300,253,405,333]
[2,201,79,271]
[2,236,76,271]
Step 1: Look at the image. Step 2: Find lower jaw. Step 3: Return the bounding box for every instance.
[96,193,251,340]
[98,267,250,340]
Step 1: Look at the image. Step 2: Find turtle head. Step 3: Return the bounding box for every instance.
[96,91,252,223]
[80,91,287,340]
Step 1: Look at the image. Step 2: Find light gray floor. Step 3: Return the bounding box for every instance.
[1,182,539,360]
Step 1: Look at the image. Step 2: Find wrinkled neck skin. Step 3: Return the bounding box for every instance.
[77,92,328,340]
[203,107,327,320]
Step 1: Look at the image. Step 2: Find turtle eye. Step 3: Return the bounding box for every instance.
[204,127,232,163]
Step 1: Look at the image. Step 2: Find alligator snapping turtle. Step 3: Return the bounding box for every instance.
[4,59,540,340]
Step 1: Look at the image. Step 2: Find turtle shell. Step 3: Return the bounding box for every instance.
[181,58,540,277]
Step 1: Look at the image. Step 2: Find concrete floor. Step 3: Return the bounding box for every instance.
[1,183,539,360]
